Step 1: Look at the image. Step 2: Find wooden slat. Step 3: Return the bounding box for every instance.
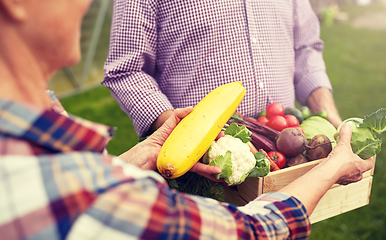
[235,177,262,203]
[309,176,373,223]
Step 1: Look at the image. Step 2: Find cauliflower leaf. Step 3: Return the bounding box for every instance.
[224,122,251,143]
[248,152,271,178]
[351,138,381,160]
[209,151,232,181]
[361,108,386,135]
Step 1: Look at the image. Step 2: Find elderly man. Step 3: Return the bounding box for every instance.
[103,0,342,139]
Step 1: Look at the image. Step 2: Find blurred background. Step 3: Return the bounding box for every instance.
[57,0,386,239]
[48,0,113,97]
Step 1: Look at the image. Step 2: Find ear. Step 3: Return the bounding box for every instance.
[0,0,28,22]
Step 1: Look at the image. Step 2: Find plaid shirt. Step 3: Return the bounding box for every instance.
[0,97,311,240]
[103,0,332,138]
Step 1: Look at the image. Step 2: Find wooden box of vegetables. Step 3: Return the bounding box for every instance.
[224,158,375,224]
[221,106,384,224]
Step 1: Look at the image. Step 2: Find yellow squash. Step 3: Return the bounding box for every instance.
[157,81,245,179]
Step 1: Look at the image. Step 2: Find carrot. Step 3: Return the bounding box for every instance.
[247,142,258,154]
[259,149,280,171]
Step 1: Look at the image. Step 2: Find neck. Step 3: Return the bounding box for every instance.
[0,27,52,109]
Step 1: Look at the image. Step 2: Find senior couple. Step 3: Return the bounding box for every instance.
[0,0,374,239]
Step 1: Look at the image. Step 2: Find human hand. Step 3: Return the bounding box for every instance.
[326,123,374,185]
[119,107,222,178]
[118,107,192,170]
[150,109,174,132]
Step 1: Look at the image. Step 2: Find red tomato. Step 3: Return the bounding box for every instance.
[284,115,299,127]
[267,115,287,131]
[266,103,285,118]
[267,151,286,169]
[257,116,269,125]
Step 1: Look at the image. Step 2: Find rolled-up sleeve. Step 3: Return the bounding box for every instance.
[293,0,332,105]
[103,0,173,138]
[238,192,311,239]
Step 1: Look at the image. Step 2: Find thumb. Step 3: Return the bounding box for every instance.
[161,107,193,132]
[149,107,193,144]
[338,123,353,148]
[173,106,194,120]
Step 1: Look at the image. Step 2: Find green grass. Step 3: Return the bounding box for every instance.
[60,3,386,239]
[309,4,386,240]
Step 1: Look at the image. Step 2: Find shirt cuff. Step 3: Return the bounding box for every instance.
[295,71,332,106]
[238,192,311,239]
[103,76,174,139]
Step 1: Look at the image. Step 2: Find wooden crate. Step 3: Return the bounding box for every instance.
[223,158,375,224]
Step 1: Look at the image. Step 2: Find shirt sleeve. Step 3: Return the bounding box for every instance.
[293,0,332,106]
[66,158,311,240]
[0,154,310,240]
[102,0,173,138]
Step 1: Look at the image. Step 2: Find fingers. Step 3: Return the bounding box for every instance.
[190,162,222,174]
[174,106,193,120]
[190,162,223,182]
[151,107,193,144]
[362,155,376,172]
[337,174,363,185]
[160,107,193,132]
[336,155,375,185]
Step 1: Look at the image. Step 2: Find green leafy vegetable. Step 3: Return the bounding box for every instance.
[166,172,224,201]
[300,116,337,148]
[209,151,233,181]
[224,122,252,143]
[351,138,381,160]
[249,152,271,177]
[336,108,386,159]
[361,108,386,135]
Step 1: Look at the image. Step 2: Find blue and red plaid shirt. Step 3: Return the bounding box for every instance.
[0,96,311,239]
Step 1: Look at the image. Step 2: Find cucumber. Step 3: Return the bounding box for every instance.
[299,106,312,120]
[284,107,304,124]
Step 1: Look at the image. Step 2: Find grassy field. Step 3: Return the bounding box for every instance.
[308,3,386,240]
[60,3,386,239]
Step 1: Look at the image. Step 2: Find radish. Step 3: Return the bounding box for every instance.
[276,127,308,157]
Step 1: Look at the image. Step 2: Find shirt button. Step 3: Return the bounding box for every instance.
[251,37,258,44]
[258,82,264,88]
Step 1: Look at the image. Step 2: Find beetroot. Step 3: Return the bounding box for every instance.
[276,127,307,157]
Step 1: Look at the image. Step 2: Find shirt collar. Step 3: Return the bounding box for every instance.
[0,98,114,153]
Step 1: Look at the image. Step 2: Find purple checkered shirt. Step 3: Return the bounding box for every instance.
[103,0,332,138]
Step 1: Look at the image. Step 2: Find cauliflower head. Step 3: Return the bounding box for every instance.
[208,135,256,185]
